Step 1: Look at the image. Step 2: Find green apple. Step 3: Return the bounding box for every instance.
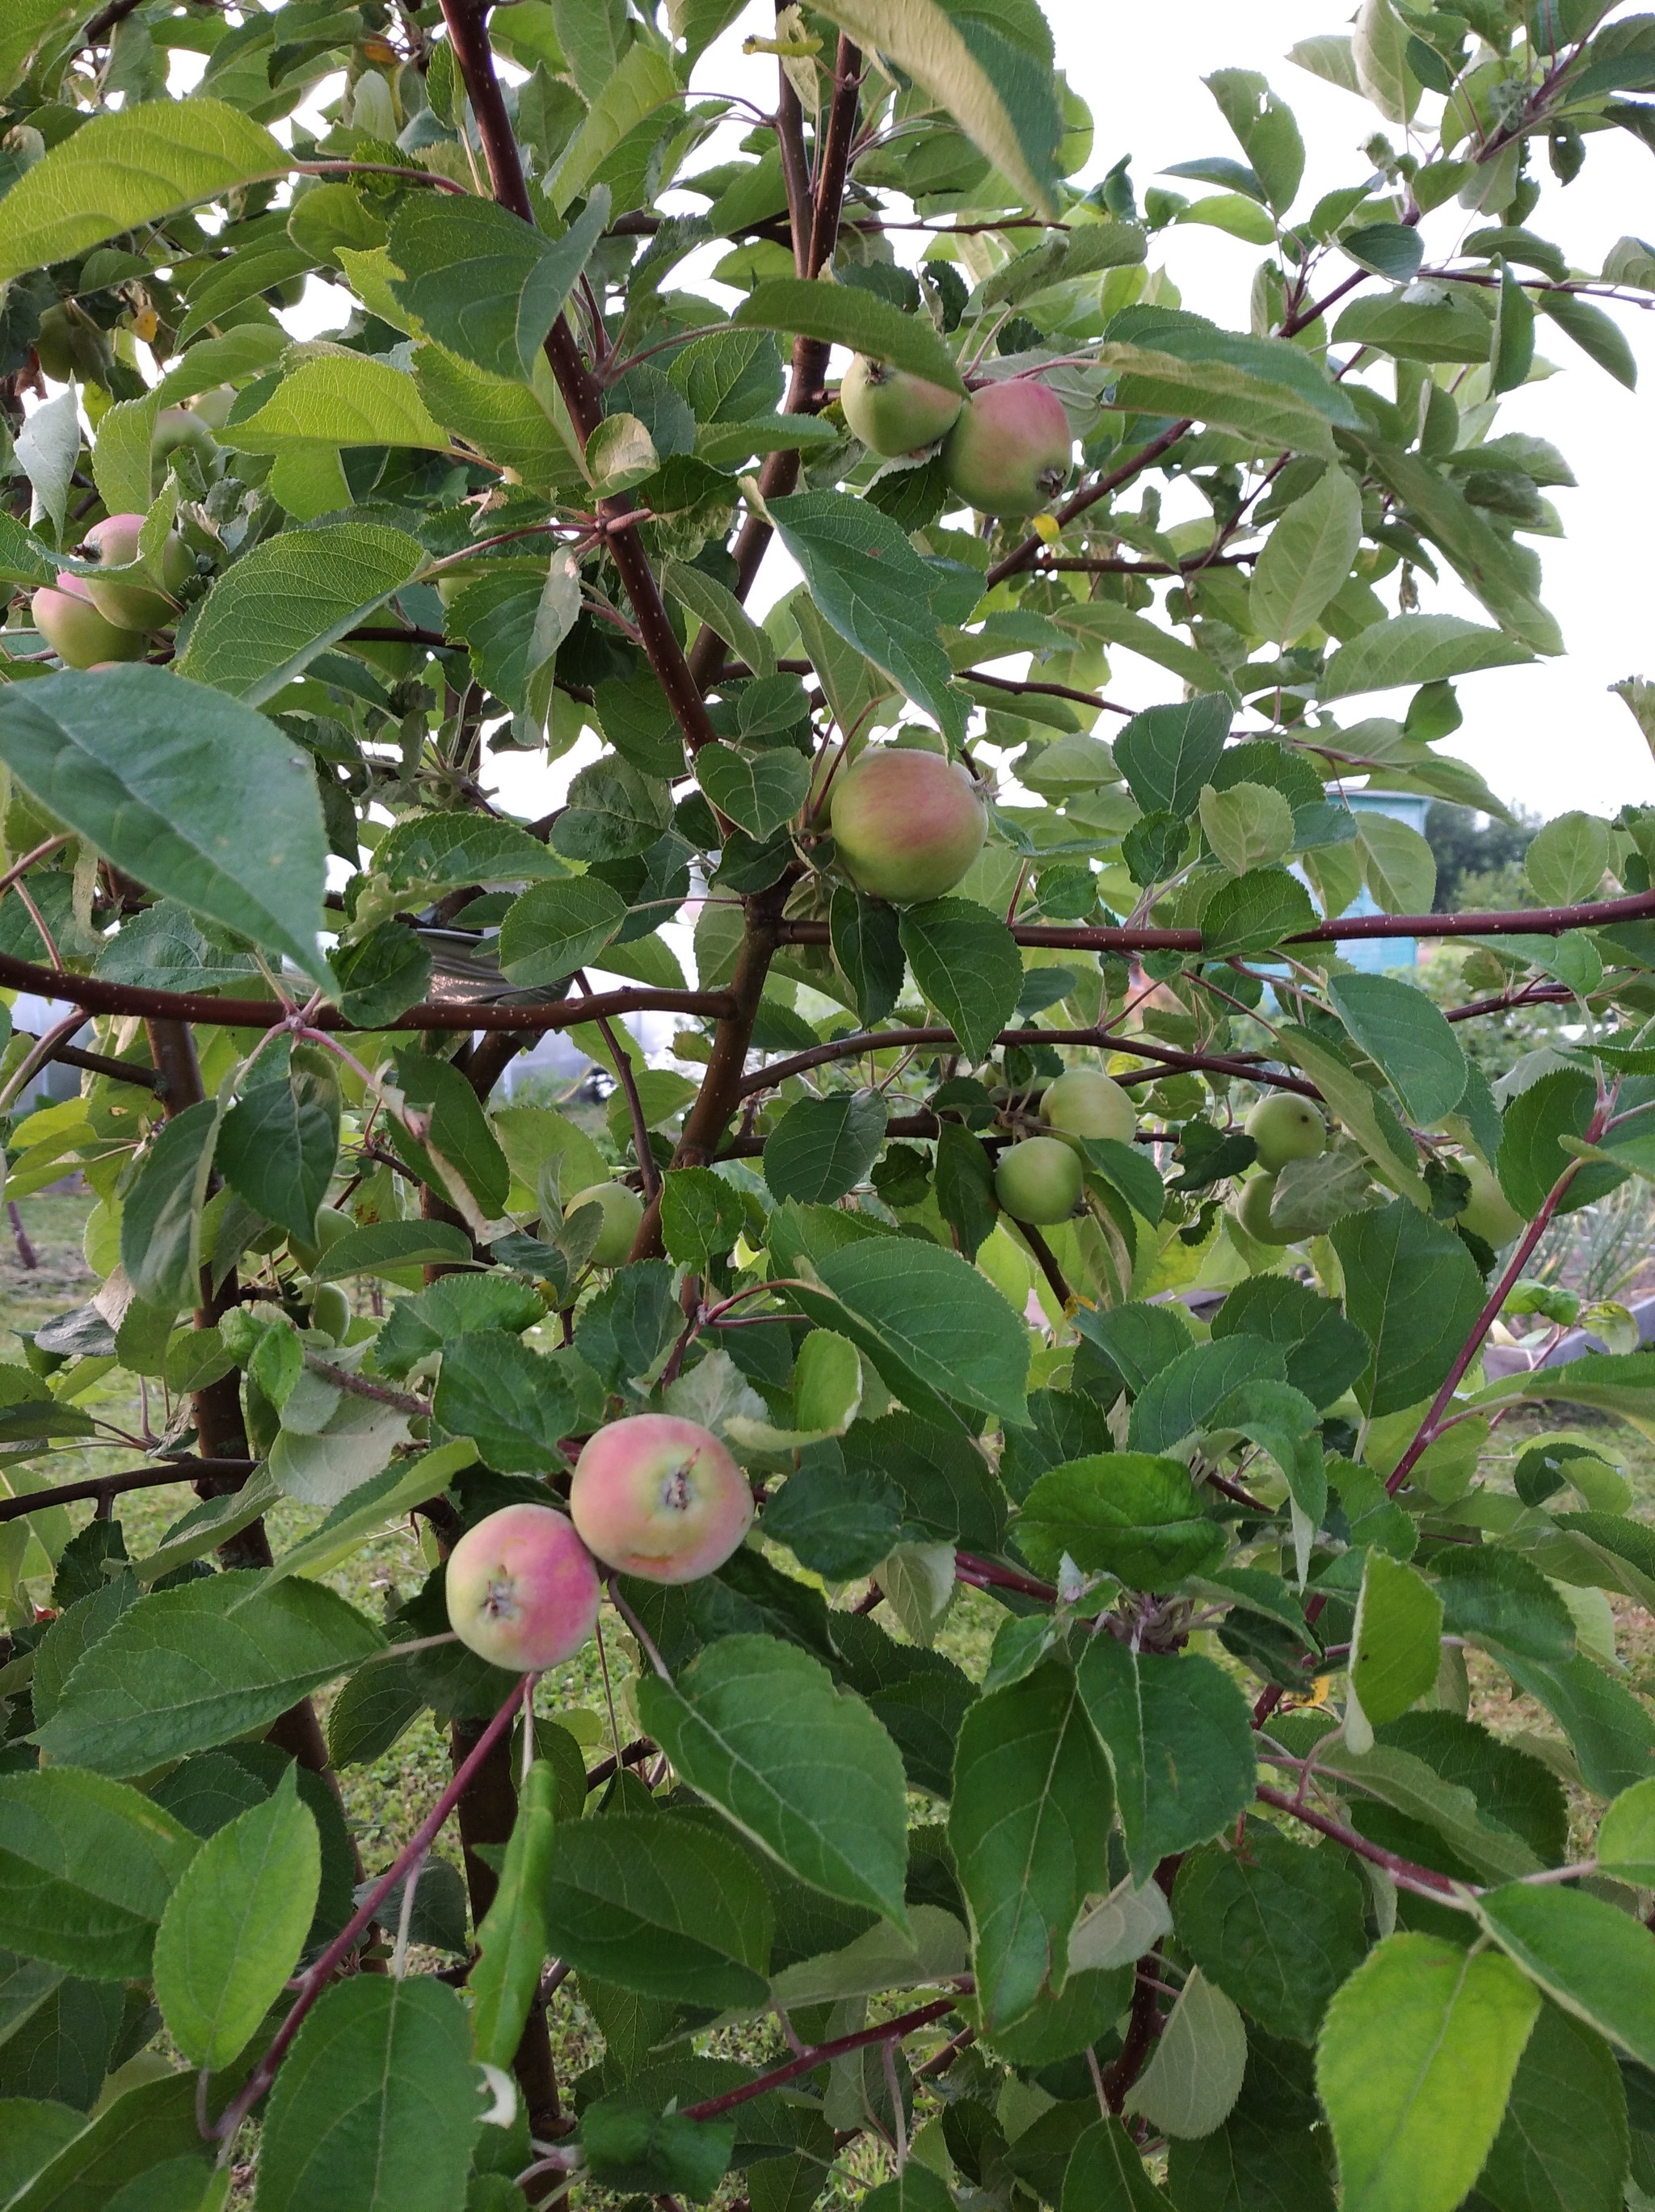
[995,1135,1084,1225]
[1244,1093,1327,1174]
[1234,1171,1292,1245]
[566,1180,643,1268]
[840,356,964,456]
[1042,1066,1135,1145]
[310,1282,352,1344]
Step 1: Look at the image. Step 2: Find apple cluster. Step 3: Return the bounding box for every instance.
[994,1067,1139,1226]
[444,1414,754,1672]
[31,511,192,669]
[840,355,1072,520]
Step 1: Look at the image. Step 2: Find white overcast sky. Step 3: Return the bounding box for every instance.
[231,4,1655,824]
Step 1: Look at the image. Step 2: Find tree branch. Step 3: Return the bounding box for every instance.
[986,421,1194,587]
[0,1457,256,1526]
[436,0,718,756]
[680,1996,957,2122]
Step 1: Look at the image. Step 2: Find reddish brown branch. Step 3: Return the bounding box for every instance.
[680,1997,957,2122]
[0,1457,257,1526]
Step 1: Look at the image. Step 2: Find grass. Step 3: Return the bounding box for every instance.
[5,1180,1653,2206]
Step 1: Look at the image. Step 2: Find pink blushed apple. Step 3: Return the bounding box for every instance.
[570,1414,754,1584]
[941,379,1072,517]
[445,1502,601,1670]
[80,512,192,632]
[829,745,987,906]
[32,574,147,667]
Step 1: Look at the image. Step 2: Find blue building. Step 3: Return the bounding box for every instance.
[1332,789,1431,972]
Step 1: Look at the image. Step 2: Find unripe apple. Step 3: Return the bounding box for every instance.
[291,1203,355,1274]
[1041,1066,1135,1145]
[941,379,1071,517]
[840,356,964,457]
[1234,1171,1292,1245]
[1458,1157,1523,1247]
[310,1282,352,1345]
[1244,1094,1327,1174]
[445,1502,601,1670]
[79,513,191,631]
[565,1180,643,1268]
[831,746,987,905]
[570,1413,753,1584]
[32,575,146,667]
[152,406,217,475]
[994,1135,1084,1225]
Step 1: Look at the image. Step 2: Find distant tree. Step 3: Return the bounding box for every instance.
[1425,799,1539,910]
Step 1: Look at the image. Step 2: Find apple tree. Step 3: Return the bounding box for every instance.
[5,2,1655,2206]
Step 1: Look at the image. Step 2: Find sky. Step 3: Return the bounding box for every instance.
[168,2,1655,833]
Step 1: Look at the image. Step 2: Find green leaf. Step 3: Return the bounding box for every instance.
[735,279,965,394]
[0,99,284,283]
[1200,864,1317,957]
[178,524,428,706]
[1076,1641,1257,1882]
[828,886,905,1028]
[1500,1651,1655,1800]
[1114,695,1231,819]
[5,2075,206,2212]
[1176,1826,1368,2042]
[0,667,326,971]
[1334,288,1490,362]
[697,743,811,840]
[447,556,581,719]
[660,556,777,680]
[1125,1967,1249,2140]
[1329,973,1468,1126]
[808,0,1063,217]
[1249,465,1362,644]
[1476,1997,1630,2212]
[769,493,966,742]
[1525,810,1611,906]
[899,897,1022,1065]
[222,355,447,455]
[764,1089,887,1205]
[1320,613,1533,700]
[432,1331,579,1475]
[253,1975,479,2212]
[1063,2118,1175,2210]
[550,757,675,865]
[542,1809,773,2006]
[1126,1336,1287,1454]
[1476,1882,1655,2068]
[1349,1550,1443,1730]
[152,1765,319,2070]
[635,1635,911,1928]
[498,876,627,987]
[314,1220,474,1281]
[581,2094,735,2202]
[1353,0,1419,120]
[949,1663,1114,2033]
[1198,781,1295,874]
[1016,1453,1226,1587]
[392,1048,511,1218]
[32,1571,381,1777]
[1367,450,1562,655]
[1599,1779,1655,1886]
[331,923,432,1029]
[468,1760,557,2069]
[1330,1200,1487,1416]
[260,1444,478,1591]
[1317,1932,1539,2212]
[217,1053,340,1247]
[659,1167,747,1272]
[1210,1276,1371,1410]
[1315,1739,1542,1885]
[120,1098,220,1313]
[1539,291,1637,389]
[0,1768,198,1981]
[811,1234,1030,1426]
[387,189,609,381]
[547,42,680,215]
[1097,342,1341,456]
